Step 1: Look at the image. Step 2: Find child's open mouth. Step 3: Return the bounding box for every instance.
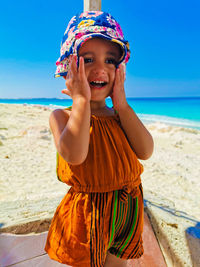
[90,81,107,88]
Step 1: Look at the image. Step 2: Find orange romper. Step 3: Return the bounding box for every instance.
[45,113,144,267]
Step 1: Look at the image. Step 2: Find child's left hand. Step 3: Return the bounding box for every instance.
[110,64,128,112]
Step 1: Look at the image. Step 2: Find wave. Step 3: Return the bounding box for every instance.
[1,99,200,130]
[138,114,200,130]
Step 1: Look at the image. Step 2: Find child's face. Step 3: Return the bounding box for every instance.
[78,38,121,101]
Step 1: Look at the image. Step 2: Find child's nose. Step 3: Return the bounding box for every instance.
[91,61,106,75]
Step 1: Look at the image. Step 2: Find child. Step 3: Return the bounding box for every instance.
[45,11,154,267]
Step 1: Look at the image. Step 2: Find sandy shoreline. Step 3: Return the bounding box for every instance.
[0,103,200,266]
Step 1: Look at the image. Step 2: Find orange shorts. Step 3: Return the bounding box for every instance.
[45,184,144,267]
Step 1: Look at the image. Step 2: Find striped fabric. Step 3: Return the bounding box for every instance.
[90,185,144,266]
[45,185,144,266]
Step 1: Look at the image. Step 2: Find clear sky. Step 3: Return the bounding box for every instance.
[0,0,200,98]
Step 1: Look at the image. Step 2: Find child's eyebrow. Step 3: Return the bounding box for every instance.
[79,51,118,58]
[106,51,119,58]
[79,52,93,57]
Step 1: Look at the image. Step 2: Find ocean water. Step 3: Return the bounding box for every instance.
[0,97,200,130]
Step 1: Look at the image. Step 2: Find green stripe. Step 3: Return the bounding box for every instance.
[64,106,72,110]
[113,194,132,250]
[115,202,124,234]
[117,197,138,256]
[123,194,132,231]
[108,190,118,248]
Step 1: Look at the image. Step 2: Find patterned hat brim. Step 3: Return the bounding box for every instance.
[55,33,128,78]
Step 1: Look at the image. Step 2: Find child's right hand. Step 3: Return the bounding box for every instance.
[62,55,91,102]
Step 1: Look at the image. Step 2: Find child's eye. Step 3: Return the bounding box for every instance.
[106,58,117,65]
[84,58,93,64]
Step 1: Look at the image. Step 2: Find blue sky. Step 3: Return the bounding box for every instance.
[0,0,200,98]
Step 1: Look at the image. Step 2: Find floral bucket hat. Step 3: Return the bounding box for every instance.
[55,11,130,77]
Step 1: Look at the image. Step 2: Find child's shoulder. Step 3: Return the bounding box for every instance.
[50,107,71,118]
[49,107,71,129]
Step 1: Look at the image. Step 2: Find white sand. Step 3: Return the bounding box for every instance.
[141,123,200,266]
[0,104,68,228]
[0,104,200,266]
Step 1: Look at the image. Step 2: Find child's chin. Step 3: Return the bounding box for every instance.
[90,87,112,100]
[90,94,105,101]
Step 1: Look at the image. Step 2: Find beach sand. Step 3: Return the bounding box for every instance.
[0,104,200,266]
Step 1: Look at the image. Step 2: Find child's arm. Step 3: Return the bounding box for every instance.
[111,65,154,160]
[49,56,91,165]
[117,105,153,160]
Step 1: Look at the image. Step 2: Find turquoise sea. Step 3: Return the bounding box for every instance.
[0,97,200,130]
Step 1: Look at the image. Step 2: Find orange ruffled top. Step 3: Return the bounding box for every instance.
[57,114,143,193]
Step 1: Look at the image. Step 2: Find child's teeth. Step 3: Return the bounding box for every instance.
[90,81,103,86]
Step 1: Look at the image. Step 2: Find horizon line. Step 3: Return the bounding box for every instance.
[0,96,200,100]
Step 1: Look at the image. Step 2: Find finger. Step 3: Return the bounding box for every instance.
[61,88,71,96]
[114,67,120,88]
[67,68,72,80]
[70,55,78,76]
[78,56,85,79]
[120,64,125,82]
[67,55,73,79]
[117,65,125,91]
[117,64,123,81]
[122,64,126,81]
[65,79,72,90]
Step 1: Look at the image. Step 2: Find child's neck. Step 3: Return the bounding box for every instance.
[90,100,114,117]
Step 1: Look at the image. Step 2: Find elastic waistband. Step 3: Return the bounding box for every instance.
[119,184,142,203]
[69,183,142,203]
